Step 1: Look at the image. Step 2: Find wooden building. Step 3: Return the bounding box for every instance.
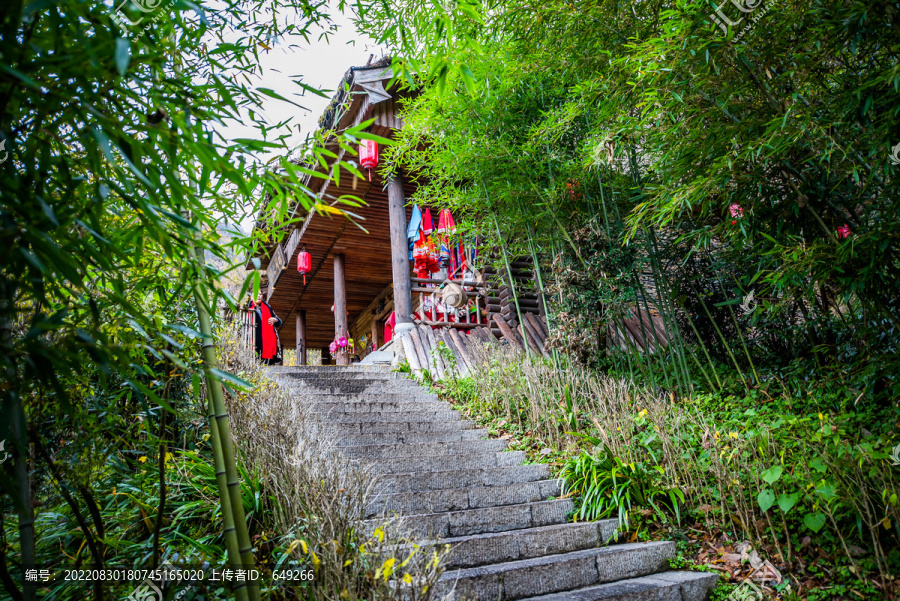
[248,59,549,366]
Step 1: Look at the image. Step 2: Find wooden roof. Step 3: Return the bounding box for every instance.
[265,173,416,349]
[249,62,419,349]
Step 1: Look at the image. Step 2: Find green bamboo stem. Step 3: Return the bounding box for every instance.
[680,304,725,391]
[188,240,259,601]
[721,288,760,386]
[631,272,671,392]
[626,147,692,393]
[1,286,35,601]
[525,220,552,337]
[493,213,532,358]
[691,282,749,391]
[645,231,694,393]
[205,393,249,601]
[685,344,719,392]
[11,407,35,601]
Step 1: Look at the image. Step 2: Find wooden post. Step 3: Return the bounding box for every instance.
[371,319,380,352]
[333,252,349,365]
[387,174,414,336]
[296,310,307,366]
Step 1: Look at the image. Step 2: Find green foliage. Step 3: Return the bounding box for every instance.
[560,440,684,530]
[357,0,900,404]
[440,341,900,595]
[0,0,387,596]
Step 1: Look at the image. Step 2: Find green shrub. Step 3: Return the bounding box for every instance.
[561,439,684,529]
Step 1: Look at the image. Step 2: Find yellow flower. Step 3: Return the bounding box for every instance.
[377,558,395,581]
[138,456,148,463]
[402,573,413,585]
[728,432,739,440]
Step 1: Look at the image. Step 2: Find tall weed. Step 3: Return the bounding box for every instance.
[448,340,900,591]
[217,327,445,601]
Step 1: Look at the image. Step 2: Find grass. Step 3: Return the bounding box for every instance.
[432,339,900,600]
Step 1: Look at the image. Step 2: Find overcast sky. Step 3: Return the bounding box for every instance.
[221,9,386,233]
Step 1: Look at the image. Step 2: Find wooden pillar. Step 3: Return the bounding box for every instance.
[333,252,349,365]
[387,174,414,336]
[371,319,380,352]
[295,310,307,367]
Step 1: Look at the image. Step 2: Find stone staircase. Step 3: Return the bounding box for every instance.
[268,365,717,601]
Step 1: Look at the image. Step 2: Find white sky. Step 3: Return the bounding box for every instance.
[220,9,386,233]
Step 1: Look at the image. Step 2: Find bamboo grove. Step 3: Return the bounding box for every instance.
[360,0,900,403]
[0,0,378,598]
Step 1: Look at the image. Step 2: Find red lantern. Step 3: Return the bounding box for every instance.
[359,140,379,181]
[297,244,311,285]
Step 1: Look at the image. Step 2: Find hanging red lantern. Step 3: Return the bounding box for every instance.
[359,140,379,181]
[297,244,311,285]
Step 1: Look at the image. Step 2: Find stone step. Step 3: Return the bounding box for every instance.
[417,520,620,569]
[366,478,559,518]
[377,464,551,494]
[363,450,526,474]
[308,400,451,413]
[270,365,392,373]
[516,571,719,601]
[276,374,403,382]
[326,409,461,423]
[443,521,620,570]
[284,385,427,400]
[329,420,476,435]
[336,428,489,447]
[437,542,676,601]
[302,392,441,402]
[366,498,573,539]
[278,372,417,382]
[273,368,398,377]
[280,374,420,384]
[346,439,507,460]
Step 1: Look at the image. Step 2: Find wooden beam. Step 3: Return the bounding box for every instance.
[492,315,523,351]
[400,334,421,375]
[334,253,349,365]
[447,328,474,372]
[408,328,429,372]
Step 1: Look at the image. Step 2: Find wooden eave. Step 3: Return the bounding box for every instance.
[248,64,419,350]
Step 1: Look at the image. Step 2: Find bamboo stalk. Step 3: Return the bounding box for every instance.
[1,288,34,601]
[492,213,532,358]
[13,409,36,601]
[188,240,259,601]
[204,392,247,601]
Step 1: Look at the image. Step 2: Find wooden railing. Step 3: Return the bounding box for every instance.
[222,304,255,351]
[410,265,492,329]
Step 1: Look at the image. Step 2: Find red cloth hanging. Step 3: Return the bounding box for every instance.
[384,311,396,343]
[444,209,456,233]
[258,302,278,359]
[422,208,435,235]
